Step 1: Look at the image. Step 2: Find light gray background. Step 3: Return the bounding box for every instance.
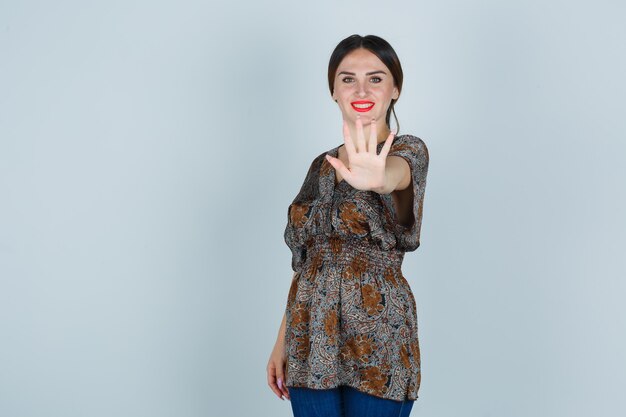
[1,1,624,416]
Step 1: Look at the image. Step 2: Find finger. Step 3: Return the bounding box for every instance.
[355,115,364,153]
[325,154,350,179]
[343,118,356,155]
[269,381,284,400]
[267,365,285,400]
[379,129,396,158]
[368,118,377,154]
[277,376,290,400]
[276,363,291,400]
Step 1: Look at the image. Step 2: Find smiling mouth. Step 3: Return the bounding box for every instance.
[351,101,375,112]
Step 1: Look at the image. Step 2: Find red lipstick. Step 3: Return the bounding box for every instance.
[351,100,375,112]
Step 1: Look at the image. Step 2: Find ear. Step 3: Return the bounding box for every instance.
[392,87,399,100]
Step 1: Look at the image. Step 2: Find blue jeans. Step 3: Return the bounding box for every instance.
[288,385,415,417]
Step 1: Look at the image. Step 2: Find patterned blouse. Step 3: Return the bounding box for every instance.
[283,134,429,401]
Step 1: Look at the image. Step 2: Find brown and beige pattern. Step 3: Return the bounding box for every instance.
[283,135,429,401]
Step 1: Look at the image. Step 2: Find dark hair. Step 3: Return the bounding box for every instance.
[328,34,404,134]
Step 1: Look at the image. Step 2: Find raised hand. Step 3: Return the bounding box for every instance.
[325,115,395,191]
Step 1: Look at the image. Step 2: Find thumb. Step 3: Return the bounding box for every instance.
[325,154,348,172]
[277,368,290,399]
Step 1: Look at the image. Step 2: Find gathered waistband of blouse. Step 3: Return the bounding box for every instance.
[304,233,404,269]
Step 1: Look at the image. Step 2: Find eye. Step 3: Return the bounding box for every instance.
[341,76,383,84]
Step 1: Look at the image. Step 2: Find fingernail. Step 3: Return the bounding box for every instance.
[278,378,283,390]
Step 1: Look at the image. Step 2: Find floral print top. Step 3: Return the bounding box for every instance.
[283,134,429,401]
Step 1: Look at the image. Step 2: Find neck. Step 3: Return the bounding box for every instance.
[348,122,391,145]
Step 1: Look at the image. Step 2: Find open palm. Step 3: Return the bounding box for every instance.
[325,116,396,191]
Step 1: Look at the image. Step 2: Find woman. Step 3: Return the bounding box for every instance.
[267,34,429,417]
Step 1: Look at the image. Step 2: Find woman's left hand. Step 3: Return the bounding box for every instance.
[325,116,395,192]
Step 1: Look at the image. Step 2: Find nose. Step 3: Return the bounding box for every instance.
[356,80,369,97]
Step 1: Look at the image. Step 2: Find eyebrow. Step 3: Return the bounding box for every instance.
[337,70,387,77]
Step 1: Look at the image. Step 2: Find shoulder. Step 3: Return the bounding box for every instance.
[299,149,329,177]
[307,145,341,175]
[393,134,427,149]
[391,134,429,160]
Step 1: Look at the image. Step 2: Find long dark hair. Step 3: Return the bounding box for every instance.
[328,34,404,134]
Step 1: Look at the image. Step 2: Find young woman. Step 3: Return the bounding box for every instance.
[267,34,429,417]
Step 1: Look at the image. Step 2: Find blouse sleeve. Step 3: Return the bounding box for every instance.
[387,135,429,252]
[283,157,319,273]
[284,203,307,273]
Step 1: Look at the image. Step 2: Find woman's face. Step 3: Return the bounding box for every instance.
[332,48,399,129]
